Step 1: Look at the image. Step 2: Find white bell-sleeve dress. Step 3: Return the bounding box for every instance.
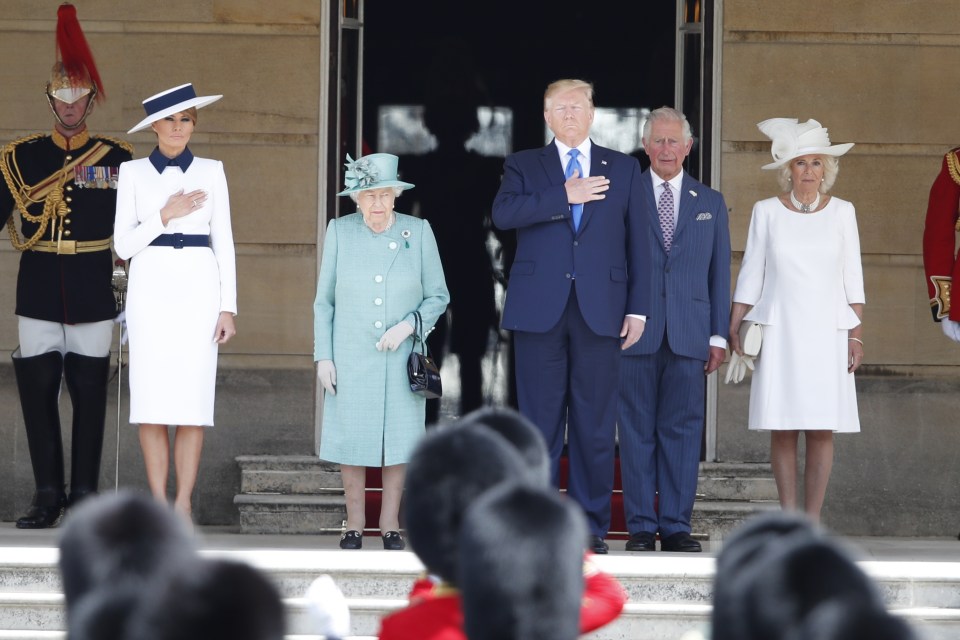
[732,196,864,432]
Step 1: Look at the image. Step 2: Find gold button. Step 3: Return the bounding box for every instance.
[65,186,73,192]
[64,218,71,225]
[65,207,72,213]
[66,197,72,203]
[64,230,72,237]
[65,155,73,161]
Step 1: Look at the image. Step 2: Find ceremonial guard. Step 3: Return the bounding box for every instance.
[923,147,960,335]
[0,4,132,528]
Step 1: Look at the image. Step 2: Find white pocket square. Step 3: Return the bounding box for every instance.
[696,212,712,221]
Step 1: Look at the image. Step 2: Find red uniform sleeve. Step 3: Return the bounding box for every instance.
[579,556,627,633]
[378,582,465,640]
[922,150,960,321]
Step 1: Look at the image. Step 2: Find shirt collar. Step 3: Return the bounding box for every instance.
[555,138,592,161]
[652,170,684,193]
[149,146,194,174]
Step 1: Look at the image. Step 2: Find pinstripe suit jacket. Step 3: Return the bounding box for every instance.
[622,170,730,361]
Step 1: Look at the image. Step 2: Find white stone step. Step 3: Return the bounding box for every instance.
[238,455,342,494]
[0,545,955,639]
[234,494,346,534]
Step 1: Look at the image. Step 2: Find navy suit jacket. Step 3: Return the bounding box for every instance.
[622,170,731,361]
[492,141,651,337]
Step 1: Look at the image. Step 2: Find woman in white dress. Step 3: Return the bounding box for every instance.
[728,118,863,523]
[114,84,237,520]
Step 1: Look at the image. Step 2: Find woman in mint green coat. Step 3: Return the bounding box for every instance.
[314,153,449,551]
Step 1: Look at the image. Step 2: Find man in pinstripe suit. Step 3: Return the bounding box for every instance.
[619,107,731,552]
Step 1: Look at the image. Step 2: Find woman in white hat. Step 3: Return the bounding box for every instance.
[114,84,236,521]
[314,153,448,550]
[728,118,864,523]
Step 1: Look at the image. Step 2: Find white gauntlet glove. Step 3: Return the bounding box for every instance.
[114,311,128,345]
[376,320,415,352]
[724,351,755,385]
[305,575,350,640]
[316,360,337,395]
[942,319,960,344]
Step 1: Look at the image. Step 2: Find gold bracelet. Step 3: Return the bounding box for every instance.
[848,337,863,345]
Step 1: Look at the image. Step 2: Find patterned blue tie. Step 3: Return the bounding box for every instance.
[658,182,675,252]
[566,149,584,230]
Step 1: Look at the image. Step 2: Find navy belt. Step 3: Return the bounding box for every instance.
[149,233,209,249]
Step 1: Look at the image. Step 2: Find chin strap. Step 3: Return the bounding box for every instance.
[45,83,98,130]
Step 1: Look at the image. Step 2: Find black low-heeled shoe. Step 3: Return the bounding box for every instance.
[339,530,363,550]
[382,531,405,550]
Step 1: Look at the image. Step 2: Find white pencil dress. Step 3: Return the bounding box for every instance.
[114,155,237,426]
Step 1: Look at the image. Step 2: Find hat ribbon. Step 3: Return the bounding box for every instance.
[143,84,197,116]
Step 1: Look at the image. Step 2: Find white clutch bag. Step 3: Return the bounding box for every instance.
[724,322,763,384]
[739,321,763,358]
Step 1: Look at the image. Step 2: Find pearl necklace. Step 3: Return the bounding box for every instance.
[790,190,820,213]
[369,213,396,234]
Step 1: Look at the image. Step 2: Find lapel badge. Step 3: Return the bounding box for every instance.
[601,160,608,166]
[696,212,713,221]
[689,190,698,197]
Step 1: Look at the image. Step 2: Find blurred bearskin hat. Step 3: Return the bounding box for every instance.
[404,422,528,584]
[127,558,286,640]
[712,512,916,640]
[458,482,585,640]
[461,407,550,488]
[58,491,195,610]
[46,3,104,127]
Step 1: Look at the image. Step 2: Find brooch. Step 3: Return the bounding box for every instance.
[401,229,411,248]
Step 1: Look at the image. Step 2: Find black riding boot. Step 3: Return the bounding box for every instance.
[12,350,67,529]
[64,352,110,507]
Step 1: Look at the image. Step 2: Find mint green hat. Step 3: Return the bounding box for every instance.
[336,153,415,196]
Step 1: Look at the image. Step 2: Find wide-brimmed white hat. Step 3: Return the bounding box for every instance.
[758,118,854,170]
[127,83,222,134]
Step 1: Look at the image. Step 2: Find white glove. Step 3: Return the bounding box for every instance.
[942,319,960,343]
[724,351,755,384]
[317,360,337,395]
[305,575,350,640]
[114,311,128,345]
[376,320,415,352]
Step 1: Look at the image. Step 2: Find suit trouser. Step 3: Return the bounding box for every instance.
[619,343,704,537]
[513,288,620,537]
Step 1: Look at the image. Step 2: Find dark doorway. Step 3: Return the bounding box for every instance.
[361,2,677,157]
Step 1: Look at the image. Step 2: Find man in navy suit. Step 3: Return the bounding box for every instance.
[493,79,651,554]
[619,107,731,553]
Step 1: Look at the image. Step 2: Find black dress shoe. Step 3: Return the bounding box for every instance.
[659,531,702,552]
[625,531,657,552]
[382,531,405,550]
[339,530,363,550]
[588,535,609,555]
[16,504,65,529]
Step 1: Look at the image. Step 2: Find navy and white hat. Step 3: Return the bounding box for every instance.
[128,83,222,134]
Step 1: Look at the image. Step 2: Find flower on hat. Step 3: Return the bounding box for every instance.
[343,154,380,192]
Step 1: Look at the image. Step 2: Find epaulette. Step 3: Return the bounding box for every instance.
[93,134,134,155]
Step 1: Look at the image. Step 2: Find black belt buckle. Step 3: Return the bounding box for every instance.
[172,232,184,249]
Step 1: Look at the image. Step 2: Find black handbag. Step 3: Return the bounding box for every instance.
[407,312,442,399]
